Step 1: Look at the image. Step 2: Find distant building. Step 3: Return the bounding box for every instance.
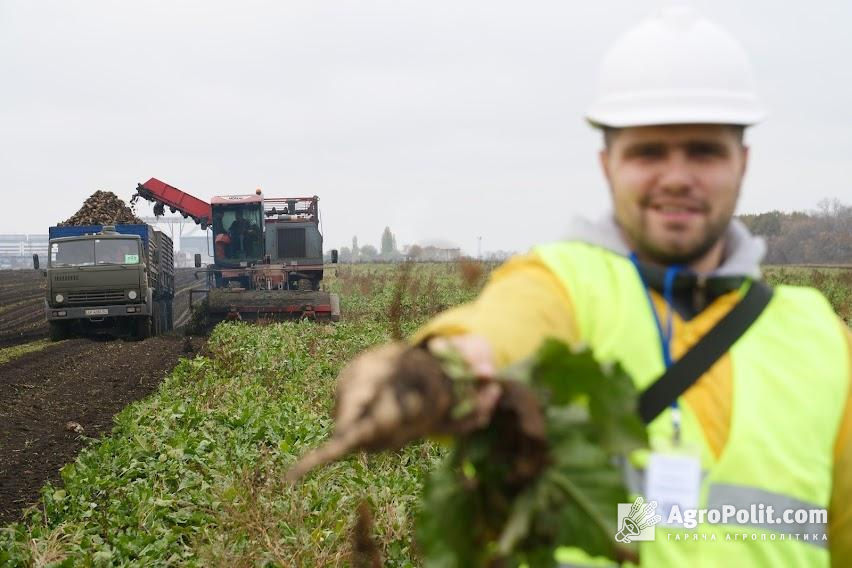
[178,235,213,267]
[419,246,461,262]
[0,231,214,269]
[0,234,48,268]
[179,235,211,256]
[404,240,462,262]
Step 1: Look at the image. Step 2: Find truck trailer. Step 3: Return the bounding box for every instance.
[36,224,175,340]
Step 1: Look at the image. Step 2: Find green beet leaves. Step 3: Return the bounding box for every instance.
[418,338,647,567]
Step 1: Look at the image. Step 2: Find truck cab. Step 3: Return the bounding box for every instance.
[40,225,174,340]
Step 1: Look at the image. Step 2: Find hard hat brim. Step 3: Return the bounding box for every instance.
[586,91,767,129]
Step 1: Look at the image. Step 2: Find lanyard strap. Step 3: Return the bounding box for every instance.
[629,253,684,439]
[629,253,682,371]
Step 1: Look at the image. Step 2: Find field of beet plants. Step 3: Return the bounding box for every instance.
[0,261,848,566]
[764,265,852,324]
[0,262,490,566]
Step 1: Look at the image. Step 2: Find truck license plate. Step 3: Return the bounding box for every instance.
[85,308,109,316]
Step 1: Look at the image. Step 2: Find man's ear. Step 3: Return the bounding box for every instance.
[740,145,750,178]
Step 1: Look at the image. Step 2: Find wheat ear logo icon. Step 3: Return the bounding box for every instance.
[615,497,662,543]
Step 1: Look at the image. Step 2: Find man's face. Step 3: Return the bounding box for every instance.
[600,124,748,266]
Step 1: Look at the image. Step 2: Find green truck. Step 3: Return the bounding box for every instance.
[35,224,175,340]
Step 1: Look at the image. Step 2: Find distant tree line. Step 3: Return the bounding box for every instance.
[737,198,852,264]
[331,200,851,266]
[335,226,508,263]
[338,227,404,262]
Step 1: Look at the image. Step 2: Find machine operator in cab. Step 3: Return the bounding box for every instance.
[228,208,260,258]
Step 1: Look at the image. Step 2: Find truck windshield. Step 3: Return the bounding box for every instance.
[51,240,94,267]
[95,239,141,265]
[50,239,141,267]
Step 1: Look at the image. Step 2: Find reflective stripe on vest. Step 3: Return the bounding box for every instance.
[534,241,849,567]
[622,467,827,545]
[707,484,828,545]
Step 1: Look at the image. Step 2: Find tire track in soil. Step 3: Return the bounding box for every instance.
[0,334,203,524]
[0,303,45,334]
[173,279,207,328]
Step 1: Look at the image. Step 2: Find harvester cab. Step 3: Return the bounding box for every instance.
[210,194,265,287]
[132,178,340,327]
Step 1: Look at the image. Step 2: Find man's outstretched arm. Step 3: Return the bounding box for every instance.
[412,253,581,367]
[287,253,583,479]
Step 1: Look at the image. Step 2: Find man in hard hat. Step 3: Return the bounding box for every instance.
[333,7,852,566]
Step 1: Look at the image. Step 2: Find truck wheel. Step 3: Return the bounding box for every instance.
[135,317,152,341]
[48,321,68,341]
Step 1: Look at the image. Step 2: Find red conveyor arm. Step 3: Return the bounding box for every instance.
[135,178,213,228]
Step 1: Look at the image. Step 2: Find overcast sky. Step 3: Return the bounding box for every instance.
[2,1,850,254]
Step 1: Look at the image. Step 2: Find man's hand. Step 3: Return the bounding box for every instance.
[285,335,503,482]
[334,335,503,444]
[333,342,453,449]
[427,334,503,433]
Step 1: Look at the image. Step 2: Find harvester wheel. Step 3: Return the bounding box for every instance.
[48,321,68,342]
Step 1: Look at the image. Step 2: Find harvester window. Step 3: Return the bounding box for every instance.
[216,206,263,261]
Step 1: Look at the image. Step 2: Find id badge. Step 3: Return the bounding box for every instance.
[645,444,701,529]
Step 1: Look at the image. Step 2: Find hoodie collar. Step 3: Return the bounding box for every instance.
[562,213,766,279]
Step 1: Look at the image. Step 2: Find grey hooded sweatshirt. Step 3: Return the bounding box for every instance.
[563,214,768,320]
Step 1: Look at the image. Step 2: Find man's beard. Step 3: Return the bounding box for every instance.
[625,216,729,267]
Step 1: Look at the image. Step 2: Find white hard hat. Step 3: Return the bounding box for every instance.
[586,5,766,128]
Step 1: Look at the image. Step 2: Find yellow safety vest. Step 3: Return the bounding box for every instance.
[534,241,849,567]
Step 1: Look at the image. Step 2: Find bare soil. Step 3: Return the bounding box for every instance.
[0,269,205,347]
[0,334,202,524]
[0,270,46,346]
